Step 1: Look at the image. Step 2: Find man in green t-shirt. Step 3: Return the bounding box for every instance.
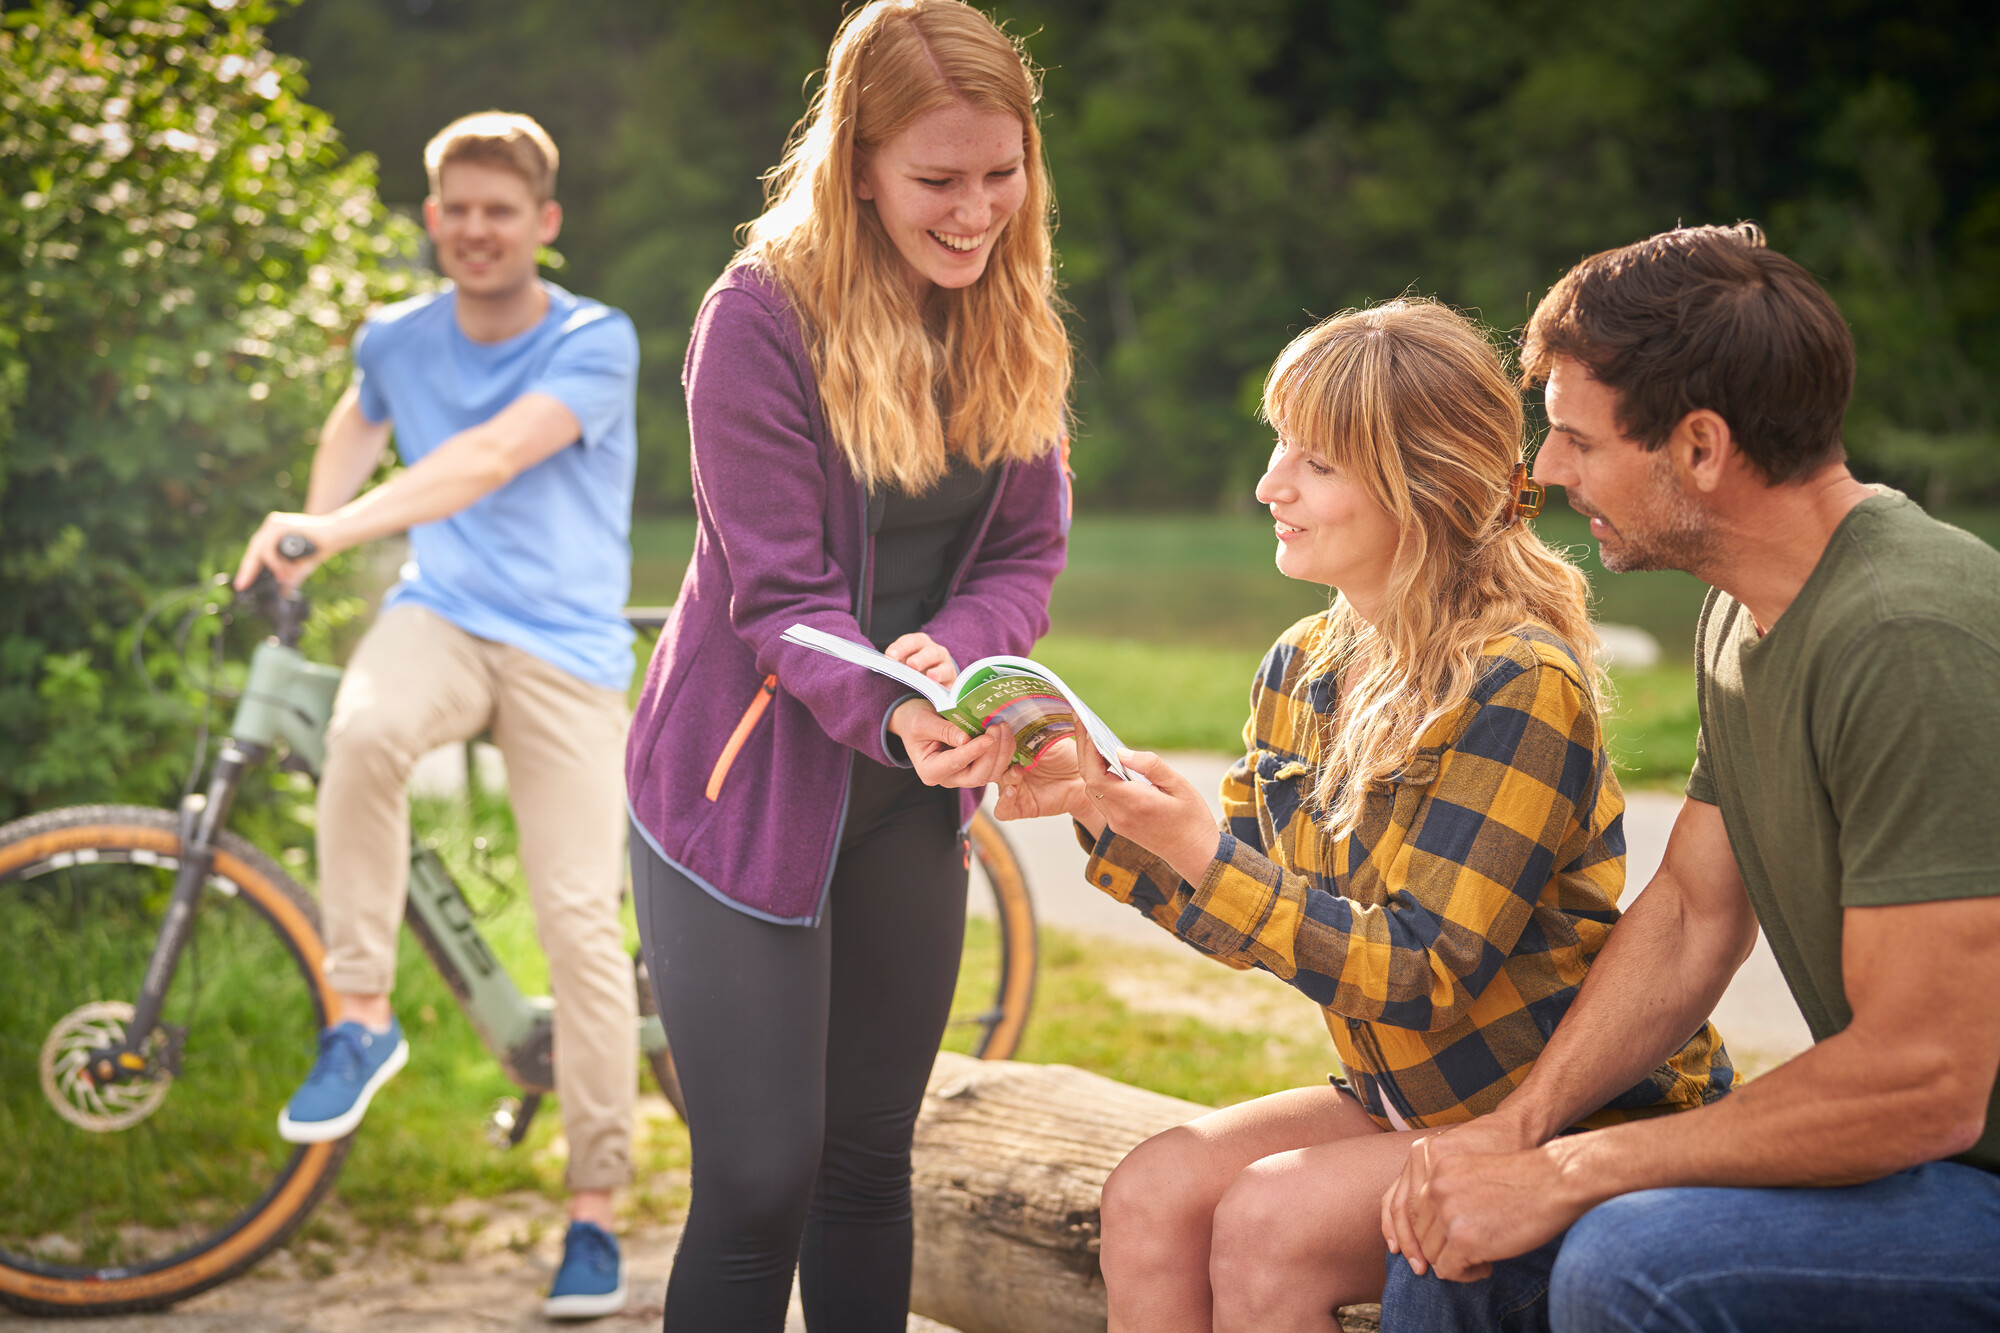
[1377,224,2000,1332]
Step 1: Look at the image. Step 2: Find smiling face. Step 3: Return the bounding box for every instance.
[423,160,561,304]
[1255,437,1404,619]
[856,101,1028,300]
[1534,356,1710,574]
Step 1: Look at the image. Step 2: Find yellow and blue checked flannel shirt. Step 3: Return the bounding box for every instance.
[1082,613,1732,1130]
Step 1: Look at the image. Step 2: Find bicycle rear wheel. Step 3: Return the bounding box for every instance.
[944,808,1038,1061]
[635,807,1038,1125]
[0,805,347,1316]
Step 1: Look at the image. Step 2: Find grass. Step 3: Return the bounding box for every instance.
[13,504,1980,1261]
[1601,663,1701,788]
[629,509,1714,785]
[1011,929,1338,1107]
[319,786,691,1234]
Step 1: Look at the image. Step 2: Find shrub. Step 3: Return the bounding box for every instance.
[0,0,422,823]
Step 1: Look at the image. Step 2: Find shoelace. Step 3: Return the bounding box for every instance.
[566,1223,617,1275]
[307,1026,369,1086]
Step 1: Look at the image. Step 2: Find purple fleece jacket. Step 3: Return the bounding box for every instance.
[625,266,1070,924]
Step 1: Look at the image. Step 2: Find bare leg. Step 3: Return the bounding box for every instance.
[1208,1124,1427,1332]
[332,993,392,1028]
[569,1188,614,1228]
[1101,1084,1380,1333]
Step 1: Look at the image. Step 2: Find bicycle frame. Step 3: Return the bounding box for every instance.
[103,628,665,1100]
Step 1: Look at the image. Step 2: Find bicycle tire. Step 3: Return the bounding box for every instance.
[0,805,348,1316]
[951,808,1038,1061]
[636,807,1038,1125]
[633,952,688,1121]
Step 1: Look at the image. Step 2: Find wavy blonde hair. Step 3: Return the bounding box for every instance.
[736,0,1071,491]
[1262,300,1604,837]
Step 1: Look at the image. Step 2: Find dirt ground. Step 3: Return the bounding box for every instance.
[0,1187,959,1332]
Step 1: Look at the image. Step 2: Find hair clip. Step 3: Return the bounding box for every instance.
[1505,461,1545,525]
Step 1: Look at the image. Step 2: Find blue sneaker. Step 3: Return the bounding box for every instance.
[276,1018,409,1144]
[544,1220,627,1320]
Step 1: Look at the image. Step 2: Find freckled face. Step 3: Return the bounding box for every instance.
[856,102,1028,299]
[1254,438,1404,614]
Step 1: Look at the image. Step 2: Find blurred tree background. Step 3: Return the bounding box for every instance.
[4,0,1997,820]
[269,0,2000,510]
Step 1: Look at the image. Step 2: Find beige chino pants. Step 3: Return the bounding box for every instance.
[318,605,634,1192]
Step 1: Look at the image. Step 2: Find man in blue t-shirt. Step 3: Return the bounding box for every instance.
[236,113,636,1319]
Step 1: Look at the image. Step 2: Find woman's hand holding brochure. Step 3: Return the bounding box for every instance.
[996,737,1222,886]
[780,623,1147,783]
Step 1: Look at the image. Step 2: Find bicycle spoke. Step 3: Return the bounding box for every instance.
[1,827,323,1278]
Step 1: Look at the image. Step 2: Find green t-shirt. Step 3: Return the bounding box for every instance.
[1687,491,2000,1171]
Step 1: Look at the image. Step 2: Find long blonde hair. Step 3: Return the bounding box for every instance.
[1261,300,1604,837]
[737,0,1071,492]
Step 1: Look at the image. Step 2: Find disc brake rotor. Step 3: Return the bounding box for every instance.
[39,1000,173,1132]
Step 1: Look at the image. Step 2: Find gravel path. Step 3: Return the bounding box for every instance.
[0,1193,956,1332]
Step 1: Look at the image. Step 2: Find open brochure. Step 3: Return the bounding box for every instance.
[780,623,1146,782]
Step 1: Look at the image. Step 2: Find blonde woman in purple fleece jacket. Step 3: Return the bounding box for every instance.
[623,3,1072,1327]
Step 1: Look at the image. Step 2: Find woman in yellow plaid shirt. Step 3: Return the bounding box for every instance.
[997,299,1732,1330]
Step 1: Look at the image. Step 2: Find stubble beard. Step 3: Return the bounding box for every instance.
[1594,451,1711,576]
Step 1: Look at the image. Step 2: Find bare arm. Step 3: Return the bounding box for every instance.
[1382,798,1754,1266]
[1499,799,1759,1144]
[1394,878,2000,1279]
[303,384,393,516]
[234,391,582,589]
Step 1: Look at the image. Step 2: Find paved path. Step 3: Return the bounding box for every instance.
[978,754,1814,1067]
[422,741,1812,1061]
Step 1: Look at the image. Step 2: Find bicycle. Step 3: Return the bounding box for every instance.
[0,552,1039,1316]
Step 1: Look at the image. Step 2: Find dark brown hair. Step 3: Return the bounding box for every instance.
[1521,224,1854,483]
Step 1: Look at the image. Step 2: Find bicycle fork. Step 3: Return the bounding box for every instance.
[81,633,342,1094]
[77,743,260,1092]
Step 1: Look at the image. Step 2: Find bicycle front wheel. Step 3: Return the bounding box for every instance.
[0,805,347,1315]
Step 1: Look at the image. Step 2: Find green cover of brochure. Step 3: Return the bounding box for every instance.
[779,623,1143,780]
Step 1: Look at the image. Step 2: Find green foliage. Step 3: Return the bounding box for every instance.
[267,0,841,512]
[271,0,2000,512]
[1034,634,1265,754]
[1601,664,1701,789]
[0,0,422,822]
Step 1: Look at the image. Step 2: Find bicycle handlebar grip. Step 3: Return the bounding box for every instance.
[276,533,318,562]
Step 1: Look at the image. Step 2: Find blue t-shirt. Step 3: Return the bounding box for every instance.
[353,282,638,690]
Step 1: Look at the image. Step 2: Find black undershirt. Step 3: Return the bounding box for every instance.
[866,453,996,648]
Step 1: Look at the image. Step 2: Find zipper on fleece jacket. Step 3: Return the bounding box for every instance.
[802,481,880,926]
[705,675,777,801]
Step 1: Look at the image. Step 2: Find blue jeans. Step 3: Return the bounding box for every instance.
[1381,1162,2000,1332]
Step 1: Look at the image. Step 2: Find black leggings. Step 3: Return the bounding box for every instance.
[631,756,967,1332]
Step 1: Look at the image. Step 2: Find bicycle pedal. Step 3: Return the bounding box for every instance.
[484,1091,543,1150]
[484,1096,523,1150]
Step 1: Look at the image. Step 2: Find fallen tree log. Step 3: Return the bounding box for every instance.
[909,1051,1382,1333]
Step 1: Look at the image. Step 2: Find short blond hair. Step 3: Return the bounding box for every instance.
[423,112,559,202]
